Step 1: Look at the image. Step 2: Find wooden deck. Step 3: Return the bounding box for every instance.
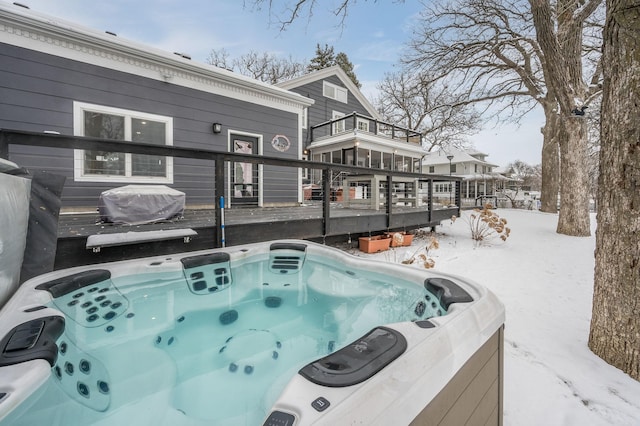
[54,202,458,269]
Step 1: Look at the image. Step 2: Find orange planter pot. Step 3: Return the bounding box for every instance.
[385,232,414,247]
[358,235,391,253]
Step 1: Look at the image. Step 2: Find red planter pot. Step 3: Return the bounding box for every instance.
[385,232,414,247]
[358,235,391,253]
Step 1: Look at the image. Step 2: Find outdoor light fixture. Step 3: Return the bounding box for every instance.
[212,123,222,134]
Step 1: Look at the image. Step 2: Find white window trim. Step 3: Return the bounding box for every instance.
[323,81,348,104]
[73,102,174,183]
[332,111,346,134]
[226,130,264,208]
[356,117,369,132]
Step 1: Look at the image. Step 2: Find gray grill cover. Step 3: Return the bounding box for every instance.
[98,185,185,225]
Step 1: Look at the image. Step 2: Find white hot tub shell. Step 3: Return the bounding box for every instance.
[0,240,505,426]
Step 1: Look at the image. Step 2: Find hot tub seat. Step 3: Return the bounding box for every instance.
[299,326,407,388]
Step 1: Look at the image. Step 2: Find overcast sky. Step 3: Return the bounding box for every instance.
[10,0,543,166]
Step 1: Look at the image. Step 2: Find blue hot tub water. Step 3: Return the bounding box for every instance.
[1,251,448,426]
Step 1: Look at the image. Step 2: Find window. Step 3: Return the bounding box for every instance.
[429,166,435,173]
[302,107,308,129]
[370,151,382,169]
[434,183,452,193]
[332,111,345,134]
[323,81,348,103]
[301,153,309,180]
[382,152,393,170]
[73,102,173,183]
[356,118,370,132]
[450,163,457,173]
[357,148,369,167]
[331,150,342,164]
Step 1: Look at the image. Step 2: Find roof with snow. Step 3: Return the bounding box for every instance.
[421,148,498,167]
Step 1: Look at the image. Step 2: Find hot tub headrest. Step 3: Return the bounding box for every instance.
[180,252,230,269]
[269,242,307,252]
[0,316,64,367]
[298,326,407,388]
[424,278,474,309]
[35,270,112,298]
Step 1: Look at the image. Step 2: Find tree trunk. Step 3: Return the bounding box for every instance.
[540,108,560,213]
[589,0,640,381]
[556,117,591,236]
[530,0,598,236]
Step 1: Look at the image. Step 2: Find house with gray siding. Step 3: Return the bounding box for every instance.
[277,66,427,188]
[0,3,313,210]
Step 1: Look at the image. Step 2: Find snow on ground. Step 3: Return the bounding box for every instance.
[341,209,640,426]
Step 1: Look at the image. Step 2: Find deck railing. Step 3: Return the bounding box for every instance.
[309,112,423,144]
[0,129,461,248]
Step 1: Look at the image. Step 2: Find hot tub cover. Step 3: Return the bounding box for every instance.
[0,172,30,308]
[98,185,185,225]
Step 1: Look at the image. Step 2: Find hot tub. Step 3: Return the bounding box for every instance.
[0,240,504,425]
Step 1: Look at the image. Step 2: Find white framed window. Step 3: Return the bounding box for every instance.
[332,111,345,134]
[323,81,348,103]
[356,117,369,132]
[73,102,173,183]
[302,107,308,130]
[434,183,452,193]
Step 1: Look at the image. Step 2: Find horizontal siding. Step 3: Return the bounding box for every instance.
[0,43,298,207]
[410,327,503,426]
[289,75,371,147]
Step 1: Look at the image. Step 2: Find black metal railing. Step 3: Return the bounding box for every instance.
[1,129,460,247]
[309,112,423,144]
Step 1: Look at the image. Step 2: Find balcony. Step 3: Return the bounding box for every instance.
[309,112,423,147]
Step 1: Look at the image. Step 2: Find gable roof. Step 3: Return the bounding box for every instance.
[277,65,382,120]
[422,148,498,167]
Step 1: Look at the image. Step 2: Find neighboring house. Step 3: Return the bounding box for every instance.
[421,148,506,202]
[277,66,426,187]
[0,3,313,210]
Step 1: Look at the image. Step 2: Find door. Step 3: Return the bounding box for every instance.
[230,135,259,207]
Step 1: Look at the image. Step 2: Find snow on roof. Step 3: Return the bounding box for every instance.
[0,3,314,110]
[421,148,498,167]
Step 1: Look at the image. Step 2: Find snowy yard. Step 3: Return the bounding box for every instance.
[342,209,640,426]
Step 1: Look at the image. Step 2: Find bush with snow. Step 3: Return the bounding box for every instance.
[458,204,511,244]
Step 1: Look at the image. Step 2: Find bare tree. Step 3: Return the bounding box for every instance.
[247,0,364,31]
[206,48,306,84]
[375,70,481,151]
[529,0,602,236]
[507,160,542,190]
[406,0,602,235]
[588,0,640,381]
[206,48,233,71]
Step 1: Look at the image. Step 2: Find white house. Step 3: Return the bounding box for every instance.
[421,148,507,202]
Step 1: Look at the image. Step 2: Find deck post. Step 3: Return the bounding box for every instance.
[386,173,393,229]
[0,133,7,159]
[322,168,331,237]
[215,157,225,247]
[455,180,462,216]
[427,178,434,224]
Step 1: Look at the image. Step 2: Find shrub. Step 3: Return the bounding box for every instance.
[465,204,511,243]
[402,235,439,269]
